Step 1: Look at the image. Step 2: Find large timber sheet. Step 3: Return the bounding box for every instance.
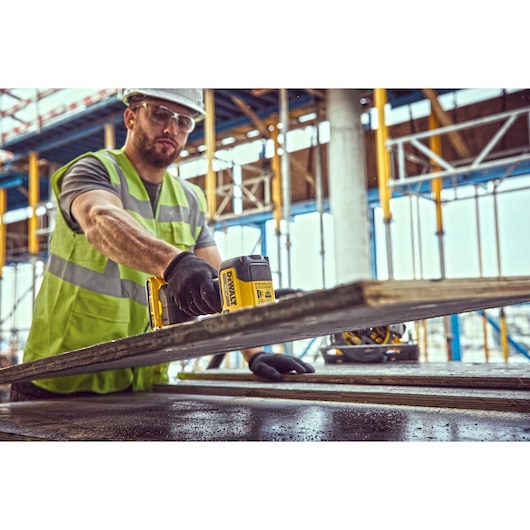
[2,276,530,384]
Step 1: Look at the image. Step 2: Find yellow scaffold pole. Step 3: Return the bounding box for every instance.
[374,88,393,279]
[499,309,509,362]
[28,151,39,255]
[204,89,217,222]
[428,113,445,278]
[270,122,283,287]
[104,123,115,150]
[271,124,282,232]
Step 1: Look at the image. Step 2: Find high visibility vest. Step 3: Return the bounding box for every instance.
[23,147,209,394]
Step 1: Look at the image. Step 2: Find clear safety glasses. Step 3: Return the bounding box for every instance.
[133,102,196,133]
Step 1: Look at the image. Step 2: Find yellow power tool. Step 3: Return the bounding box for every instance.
[146,255,275,330]
[342,324,406,347]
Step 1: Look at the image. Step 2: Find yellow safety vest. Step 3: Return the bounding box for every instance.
[23,147,209,394]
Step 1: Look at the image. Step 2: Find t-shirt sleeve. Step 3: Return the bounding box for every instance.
[195,221,216,249]
[58,156,120,233]
[182,179,217,250]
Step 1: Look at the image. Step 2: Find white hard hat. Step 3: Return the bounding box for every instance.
[121,88,206,120]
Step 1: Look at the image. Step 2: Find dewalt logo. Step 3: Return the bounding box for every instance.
[224,270,237,308]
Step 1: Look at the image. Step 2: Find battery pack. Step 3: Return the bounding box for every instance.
[219,255,275,312]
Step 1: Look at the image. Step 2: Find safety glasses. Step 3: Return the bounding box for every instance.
[133,102,196,133]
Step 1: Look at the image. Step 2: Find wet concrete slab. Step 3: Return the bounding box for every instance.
[1,392,529,441]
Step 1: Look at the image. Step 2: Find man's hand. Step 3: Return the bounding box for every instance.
[164,252,222,316]
[248,352,315,382]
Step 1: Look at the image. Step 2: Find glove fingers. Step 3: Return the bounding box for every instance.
[249,352,315,381]
[190,288,215,315]
[254,363,283,382]
[178,279,221,316]
[294,359,316,374]
[200,278,222,313]
[267,355,314,374]
[165,253,221,316]
[172,286,201,316]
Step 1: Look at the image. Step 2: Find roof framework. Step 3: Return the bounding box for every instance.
[1,88,529,263]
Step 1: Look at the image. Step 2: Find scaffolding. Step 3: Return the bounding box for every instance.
[1,88,530,367]
[0,89,120,150]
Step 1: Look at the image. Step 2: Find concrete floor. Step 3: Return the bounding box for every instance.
[1,391,529,441]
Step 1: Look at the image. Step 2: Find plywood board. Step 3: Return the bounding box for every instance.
[176,363,530,390]
[2,276,530,385]
[154,381,530,414]
[166,362,530,414]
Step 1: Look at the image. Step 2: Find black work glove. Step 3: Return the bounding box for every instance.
[164,252,222,316]
[248,352,315,382]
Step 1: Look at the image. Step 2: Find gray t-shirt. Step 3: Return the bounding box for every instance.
[58,156,216,249]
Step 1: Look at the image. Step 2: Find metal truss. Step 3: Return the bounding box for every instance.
[386,106,530,190]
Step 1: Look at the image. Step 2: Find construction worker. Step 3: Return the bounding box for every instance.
[10,88,314,401]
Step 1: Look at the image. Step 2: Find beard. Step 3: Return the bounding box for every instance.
[133,121,181,168]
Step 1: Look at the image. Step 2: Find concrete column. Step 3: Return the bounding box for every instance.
[327,89,371,285]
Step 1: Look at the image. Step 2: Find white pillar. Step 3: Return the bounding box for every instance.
[327,89,371,285]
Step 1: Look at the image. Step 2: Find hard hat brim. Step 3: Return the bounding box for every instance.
[122,89,206,120]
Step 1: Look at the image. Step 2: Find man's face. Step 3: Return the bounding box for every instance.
[130,99,193,168]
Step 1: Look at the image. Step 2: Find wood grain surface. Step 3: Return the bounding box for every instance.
[162,362,530,414]
[177,362,530,390]
[154,380,530,413]
[2,276,530,384]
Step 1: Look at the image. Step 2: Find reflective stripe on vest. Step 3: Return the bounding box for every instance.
[47,253,148,306]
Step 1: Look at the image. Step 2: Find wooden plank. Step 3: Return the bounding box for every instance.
[154,380,530,414]
[2,276,530,384]
[176,362,530,390]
